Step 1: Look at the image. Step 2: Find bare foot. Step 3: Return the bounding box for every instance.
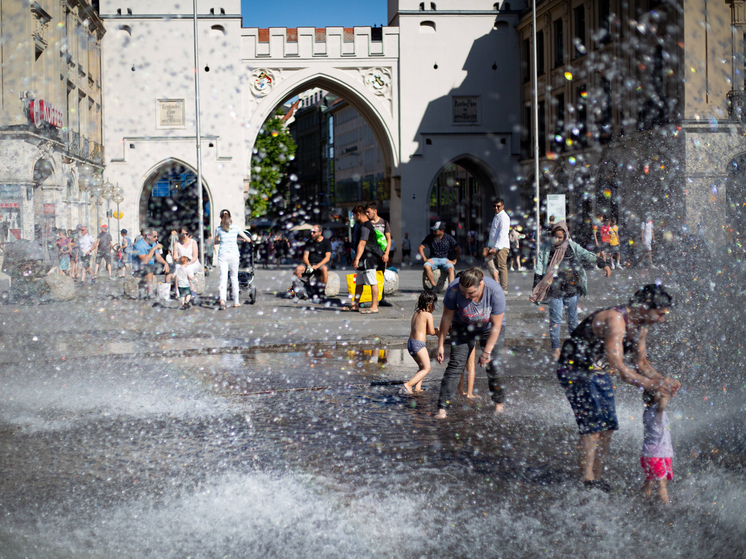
[494,403,504,414]
[413,388,423,393]
[399,383,413,395]
[466,394,480,399]
[435,409,447,419]
[552,348,561,361]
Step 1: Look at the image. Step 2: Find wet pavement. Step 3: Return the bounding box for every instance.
[0,265,744,557]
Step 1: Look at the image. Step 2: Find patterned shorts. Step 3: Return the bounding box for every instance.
[640,457,673,481]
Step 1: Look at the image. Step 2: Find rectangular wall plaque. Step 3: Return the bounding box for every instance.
[157,99,185,128]
[452,96,480,124]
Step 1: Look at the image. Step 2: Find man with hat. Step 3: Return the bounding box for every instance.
[92,224,114,281]
[418,221,461,288]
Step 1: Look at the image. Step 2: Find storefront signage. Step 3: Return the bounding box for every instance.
[30,100,63,128]
[0,203,20,208]
[452,96,480,124]
[43,204,55,215]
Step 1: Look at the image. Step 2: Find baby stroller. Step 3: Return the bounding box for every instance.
[238,233,257,304]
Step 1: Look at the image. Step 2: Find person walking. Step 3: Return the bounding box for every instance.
[608,218,621,269]
[204,232,214,273]
[641,217,655,268]
[485,199,510,291]
[117,229,132,278]
[508,226,525,271]
[76,226,95,284]
[55,229,72,276]
[215,209,251,310]
[556,285,680,491]
[530,221,611,361]
[435,268,506,419]
[401,232,412,265]
[92,224,114,281]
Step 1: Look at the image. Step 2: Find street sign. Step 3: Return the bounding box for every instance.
[113,211,123,219]
[546,195,566,223]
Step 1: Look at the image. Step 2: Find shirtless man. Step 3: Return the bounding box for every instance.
[556,284,680,491]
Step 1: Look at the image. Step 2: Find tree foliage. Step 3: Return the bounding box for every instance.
[247,112,297,218]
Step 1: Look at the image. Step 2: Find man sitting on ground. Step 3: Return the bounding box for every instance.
[133,228,170,299]
[418,221,461,288]
[293,224,332,294]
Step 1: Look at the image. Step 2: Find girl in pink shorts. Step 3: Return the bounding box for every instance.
[640,390,674,503]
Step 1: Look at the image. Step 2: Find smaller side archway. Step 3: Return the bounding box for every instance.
[426,155,500,251]
[138,160,213,242]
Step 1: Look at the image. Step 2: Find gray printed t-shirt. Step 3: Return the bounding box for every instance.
[443,276,506,332]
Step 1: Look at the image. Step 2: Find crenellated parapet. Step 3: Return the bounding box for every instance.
[241,26,399,60]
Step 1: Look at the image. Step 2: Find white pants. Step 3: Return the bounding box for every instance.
[219,252,240,304]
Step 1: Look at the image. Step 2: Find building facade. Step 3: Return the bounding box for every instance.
[0,0,105,242]
[517,0,746,249]
[99,0,245,238]
[330,99,387,221]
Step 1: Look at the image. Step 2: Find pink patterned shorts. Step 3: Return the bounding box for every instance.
[640,457,673,481]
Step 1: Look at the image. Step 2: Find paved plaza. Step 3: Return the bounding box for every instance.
[0,262,666,367]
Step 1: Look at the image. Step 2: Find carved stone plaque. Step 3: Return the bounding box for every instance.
[157,99,185,128]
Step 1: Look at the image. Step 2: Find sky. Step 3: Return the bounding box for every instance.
[241,0,388,29]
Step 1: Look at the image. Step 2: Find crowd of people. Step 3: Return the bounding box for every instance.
[28,199,699,502]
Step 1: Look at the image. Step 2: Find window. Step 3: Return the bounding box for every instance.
[574,86,587,147]
[210,25,226,37]
[420,21,436,33]
[522,105,532,158]
[599,78,612,144]
[536,31,545,76]
[554,93,565,152]
[553,19,563,68]
[598,0,611,45]
[522,38,530,83]
[574,6,585,57]
[538,100,546,155]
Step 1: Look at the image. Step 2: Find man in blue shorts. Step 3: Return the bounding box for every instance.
[556,285,680,491]
[418,221,461,289]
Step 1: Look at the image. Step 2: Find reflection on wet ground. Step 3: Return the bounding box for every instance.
[0,346,744,558]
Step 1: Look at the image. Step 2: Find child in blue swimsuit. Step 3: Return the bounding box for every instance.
[400,291,439,394]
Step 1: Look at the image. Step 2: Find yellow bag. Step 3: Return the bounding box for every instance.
[345,271,384,303]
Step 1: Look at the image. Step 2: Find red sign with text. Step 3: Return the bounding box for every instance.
[30,100,63,128]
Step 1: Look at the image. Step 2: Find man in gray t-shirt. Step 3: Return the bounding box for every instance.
[436,269,506,418]
[92,224,113,280]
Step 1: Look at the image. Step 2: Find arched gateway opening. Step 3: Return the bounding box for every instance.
[139,161,211,240]
[427,156,499,250]
[246,69,399,223]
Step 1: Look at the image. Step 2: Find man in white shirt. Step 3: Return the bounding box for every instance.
[76,226,95,284]
[485,199,510,290]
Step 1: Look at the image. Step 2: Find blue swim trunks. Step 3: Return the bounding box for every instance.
[407,338,427,357]
[557,367,619,435]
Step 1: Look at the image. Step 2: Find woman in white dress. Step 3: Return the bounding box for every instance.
[215,209,251,310]
[166,227,204,301]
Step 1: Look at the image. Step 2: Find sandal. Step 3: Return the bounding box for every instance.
[340,306,358,312]
[360,309,379,314]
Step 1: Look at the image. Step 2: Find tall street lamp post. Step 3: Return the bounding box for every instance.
[112,189,124,246]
